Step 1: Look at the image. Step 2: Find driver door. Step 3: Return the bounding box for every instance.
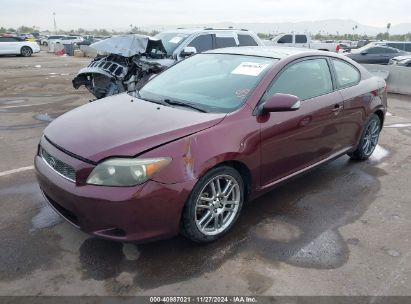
[259,57,343,187]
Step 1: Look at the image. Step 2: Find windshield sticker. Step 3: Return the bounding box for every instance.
[231,62,269,76]
[169,36,183,44]
[235,89,250,98]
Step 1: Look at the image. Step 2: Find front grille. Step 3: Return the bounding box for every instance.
[40,147,76,182]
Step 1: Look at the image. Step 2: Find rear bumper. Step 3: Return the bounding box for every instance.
[34,139,197,243]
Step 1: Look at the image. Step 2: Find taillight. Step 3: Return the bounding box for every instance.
[336,44,341,52]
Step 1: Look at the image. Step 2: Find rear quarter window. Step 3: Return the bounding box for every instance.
[332,59,360,88]
[215,36,237,48]
[238,34,258,46]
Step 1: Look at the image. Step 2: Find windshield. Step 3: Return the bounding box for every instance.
[138,53,277,113]
[154,32,189,55]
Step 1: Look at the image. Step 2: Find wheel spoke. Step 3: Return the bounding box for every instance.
[199,196,213,202]
[203,213,214,229]
[198,211,212,226]
[210,181,217,197]
[216,178,222,194]
[197,203,211,209]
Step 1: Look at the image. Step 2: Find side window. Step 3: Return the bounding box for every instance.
[368,47,392,54]
[238,34,258,46]
[187,34,213,53]
[263,58,333,101]
[332,59,360,88]
[278,35,292,44]
[405,44,411,52]
[383,47,398,53]
[0,37,14,42]
[295,35,307,43]
[215,35,237,49]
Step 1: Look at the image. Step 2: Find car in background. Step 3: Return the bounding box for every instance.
[38,47,387,243]
[345,45,408,64]
[57,36,84,45]
[19,33,36,42]
[388,55,411,67]
[266,33,341,52]
[73,28,263,99]
[0,36,40,56]
[40,35,65,46]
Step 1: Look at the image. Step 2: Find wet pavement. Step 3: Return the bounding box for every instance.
[0,52,410,296]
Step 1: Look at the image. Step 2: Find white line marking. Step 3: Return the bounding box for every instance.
[0,166,34,177]
[0,103,49,109]
[385,123,411,128]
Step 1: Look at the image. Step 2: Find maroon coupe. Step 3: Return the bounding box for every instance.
[35,47,387,243]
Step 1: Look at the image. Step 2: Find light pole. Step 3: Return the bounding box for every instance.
[53,12,57,34]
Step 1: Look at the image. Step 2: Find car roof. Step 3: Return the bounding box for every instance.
[206,46,326,59]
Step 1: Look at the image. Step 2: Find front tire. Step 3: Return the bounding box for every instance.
[20,46,33,57]
[181,166,244,243]
[348,114,381,160]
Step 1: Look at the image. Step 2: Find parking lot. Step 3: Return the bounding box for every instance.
[0,52,410,296]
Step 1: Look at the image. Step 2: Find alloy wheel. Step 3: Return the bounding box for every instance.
[362,119,380,156]
[194,175,241,236]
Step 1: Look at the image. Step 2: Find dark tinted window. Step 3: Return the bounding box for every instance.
[49,36,62,39]
[387,43,405,51]
[278,34,292,43]
[188,34,213,53]
[215,36,237,48]
[0,37,15,42]
[405,44,411,52]
[238,34,258,46]
[264,58,333,101]
[368,47,398,54]
[295,35,308,43]
[332,59,360,88]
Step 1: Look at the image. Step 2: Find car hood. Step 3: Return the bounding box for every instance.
[44,93,226,163]
[90,34,167,57]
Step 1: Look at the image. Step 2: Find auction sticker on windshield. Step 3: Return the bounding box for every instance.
[169,36,184,44]
[231,62,269,76]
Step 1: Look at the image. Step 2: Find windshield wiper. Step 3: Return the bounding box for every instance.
[163,99,208,113]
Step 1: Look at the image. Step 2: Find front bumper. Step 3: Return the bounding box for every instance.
[34,138,196,242]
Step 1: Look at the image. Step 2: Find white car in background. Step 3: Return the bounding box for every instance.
[0,36,40,57]
[265,33,342,52]
[54,36,84,45]
[40,35,65,46]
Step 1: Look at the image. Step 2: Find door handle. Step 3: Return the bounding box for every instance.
[332,104,343,112]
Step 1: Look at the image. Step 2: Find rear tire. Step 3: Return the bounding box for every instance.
[181,166,244,243]
[42,42,48,46]
[348,114,381,161]
[21,46,33,57]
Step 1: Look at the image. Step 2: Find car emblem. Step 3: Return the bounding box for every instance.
[49,157,56,168]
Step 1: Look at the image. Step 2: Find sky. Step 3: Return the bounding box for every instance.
[2,0,410,30]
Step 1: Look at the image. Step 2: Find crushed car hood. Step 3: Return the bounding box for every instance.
[90,34,167,57]
[44,93,226,162]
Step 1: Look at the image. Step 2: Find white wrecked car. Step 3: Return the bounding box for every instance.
[72,29,263,99]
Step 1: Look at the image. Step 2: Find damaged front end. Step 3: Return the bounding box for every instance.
[72,34,174,99]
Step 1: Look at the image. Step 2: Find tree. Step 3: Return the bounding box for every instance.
[17,25,34,33]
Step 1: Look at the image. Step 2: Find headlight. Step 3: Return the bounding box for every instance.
[86,157,171,186]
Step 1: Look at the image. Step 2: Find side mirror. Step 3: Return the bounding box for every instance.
[180,46,197,58]
[262,93,301,113]
[360,51,368,55]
